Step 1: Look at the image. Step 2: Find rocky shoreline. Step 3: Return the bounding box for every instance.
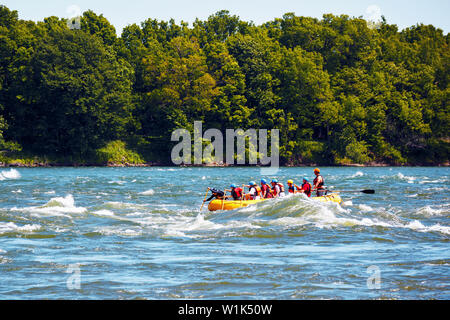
[1,161,448,168]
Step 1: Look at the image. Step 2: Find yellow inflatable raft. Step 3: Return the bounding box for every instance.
[207,193,342,211]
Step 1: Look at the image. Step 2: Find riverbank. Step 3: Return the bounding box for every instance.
[1,160,448,167]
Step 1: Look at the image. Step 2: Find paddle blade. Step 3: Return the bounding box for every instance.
[361,189,375,194]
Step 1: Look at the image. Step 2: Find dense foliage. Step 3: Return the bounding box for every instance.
[0,6,448,165]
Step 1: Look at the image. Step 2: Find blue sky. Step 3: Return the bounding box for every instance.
[2,0,449,35]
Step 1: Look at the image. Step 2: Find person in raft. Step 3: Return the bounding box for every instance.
[287,180,302,194]
[205,188,225,201]
[271,179,286,197]
[298,177,312,197]
[313,168,326,196]
[260,179,273,199]
[226,184,243,200]
[245,181,261,200]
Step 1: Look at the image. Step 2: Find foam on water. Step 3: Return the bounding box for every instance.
[10,194,86,218]
[350,171,364,178]
[0,222,41,234]
[108,180,126,185]
[104,201,147,210]
[196,193,450,236]
[140,189,155,195]
[92,209,115,217]
[406,194,418,198]
[417,206,446,217]
[396,172,416,183]
[93,226,142,237]
[0,168,21,180]
[405,220,450,235]
[358,204,374,212]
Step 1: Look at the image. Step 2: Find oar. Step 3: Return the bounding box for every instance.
[221,190,227,210]
[200,187,210,211]
[327,189,375,194]
[240,184,245,207]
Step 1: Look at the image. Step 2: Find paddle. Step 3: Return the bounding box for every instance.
[240,184,245,207]
[326,189,375,194]
[221,190,227,210]
[200,187,210,211]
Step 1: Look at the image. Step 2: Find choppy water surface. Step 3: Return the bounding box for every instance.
[0,167,448,299]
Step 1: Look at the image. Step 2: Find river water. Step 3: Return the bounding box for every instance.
[0,166,448,299]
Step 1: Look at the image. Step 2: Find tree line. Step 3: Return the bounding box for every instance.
[0,6,448,165]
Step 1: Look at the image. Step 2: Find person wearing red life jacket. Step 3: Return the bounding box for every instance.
[299,177,312,197]
[227,184,243,200]
[260,179,273,198]
[271,179,285,197]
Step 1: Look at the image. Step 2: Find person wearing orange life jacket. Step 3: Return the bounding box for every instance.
[271,179,285,197]
[260,179,273,198]
[313,168,326,197]
[287,180,302,194]
[245,181,261,200]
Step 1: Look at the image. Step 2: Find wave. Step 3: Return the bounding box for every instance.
[350,171,364,178]
[416,205,448,217]
[405,220,450,235]
[139,189,154,196]
[92,226,143,237]
[0,222,41,235]
[108,180,126,185]
[201,193,450,236]
[92,209,115,217]
[0,169,21,180]
[103,201,147,210]
[419,178,448,184]
[10,194,86,218]
[394,172,416,183]
[357,204,374,212]
[6,188,448,239]
[84,194,450,237]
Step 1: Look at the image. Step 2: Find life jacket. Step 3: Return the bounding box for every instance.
[249,185,262,200]
[272,183,285,196]
[231,187,243,200]
[255,185,262,196]
[261,184,273,198]
[288,185,295,193]
[313,175,324,189]
[302,182,312,197]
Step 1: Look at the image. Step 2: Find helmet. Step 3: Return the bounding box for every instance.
[303,177,309,181]
[249,181,256,186]
[230,184,237,188]
[287,180,293,184]
[261,179,267,184]
[271,179,278,183]
[314,168,320,174]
